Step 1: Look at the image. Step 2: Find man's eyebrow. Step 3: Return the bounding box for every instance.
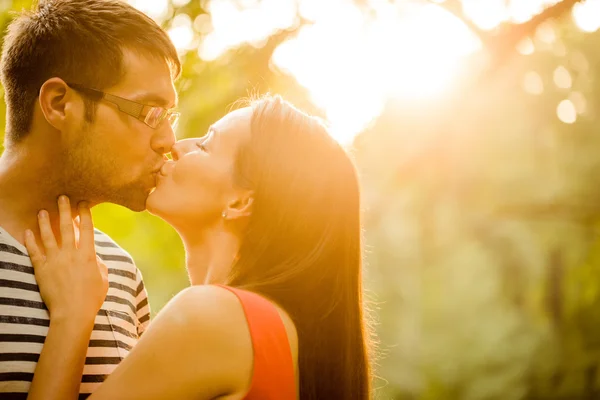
[131,92,178,108]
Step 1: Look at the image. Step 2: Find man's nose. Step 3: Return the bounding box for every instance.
[151,124,176,156]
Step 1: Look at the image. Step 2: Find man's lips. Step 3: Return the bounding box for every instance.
[150,162,166,186]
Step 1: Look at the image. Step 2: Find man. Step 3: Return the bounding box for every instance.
[0,0,181,397]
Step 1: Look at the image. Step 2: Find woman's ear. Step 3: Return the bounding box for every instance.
[38,78,74,131]
[224,190,254,220]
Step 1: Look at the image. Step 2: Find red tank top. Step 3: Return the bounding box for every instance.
[217,285,296,400]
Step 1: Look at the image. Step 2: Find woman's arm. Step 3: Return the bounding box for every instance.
[27,316,96,399]
[25,197,108,400]
[89,285,254,400]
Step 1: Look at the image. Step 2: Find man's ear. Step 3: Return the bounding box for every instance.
[38,78,74,131]
[224,190,254,221]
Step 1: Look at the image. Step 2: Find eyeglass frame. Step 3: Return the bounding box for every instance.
[66,82,180,130]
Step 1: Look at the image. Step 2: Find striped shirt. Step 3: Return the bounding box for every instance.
[0,226,150,399]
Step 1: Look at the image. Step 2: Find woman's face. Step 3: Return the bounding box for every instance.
[146,107,252,230]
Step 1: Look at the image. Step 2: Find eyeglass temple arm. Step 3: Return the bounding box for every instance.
[102,92,145,119]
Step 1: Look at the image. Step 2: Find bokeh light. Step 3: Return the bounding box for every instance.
[168,13,194,53]
[127,0,169,22]
[523,71,544,95]
[553,65,572,89]
[516,37,535,55]
[572,0,600,32]
[557,99,577,123]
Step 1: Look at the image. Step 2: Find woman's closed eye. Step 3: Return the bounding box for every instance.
[196,129,214,152]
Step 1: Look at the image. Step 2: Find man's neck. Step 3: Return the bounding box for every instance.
[0,142,72,245]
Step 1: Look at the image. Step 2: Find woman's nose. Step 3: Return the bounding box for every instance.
[170,139,199,161]
[170,140,186,161]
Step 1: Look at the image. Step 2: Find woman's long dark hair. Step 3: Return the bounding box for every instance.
[226,95,372,399]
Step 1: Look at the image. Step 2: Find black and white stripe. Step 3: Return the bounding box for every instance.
[0,227,150,396]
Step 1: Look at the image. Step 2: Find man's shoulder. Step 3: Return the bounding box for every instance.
[93,228,140,278]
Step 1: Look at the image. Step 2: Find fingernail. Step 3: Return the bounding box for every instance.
[38,210,47,218]
[58,195,68,204]
[79,201,89,208]
[25,229,32,238]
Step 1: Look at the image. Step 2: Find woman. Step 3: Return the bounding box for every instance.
[24,96,371,399]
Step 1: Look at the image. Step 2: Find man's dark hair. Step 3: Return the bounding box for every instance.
[0,0,181,143]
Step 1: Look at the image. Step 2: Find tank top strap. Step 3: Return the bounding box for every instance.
[215,285,296,400]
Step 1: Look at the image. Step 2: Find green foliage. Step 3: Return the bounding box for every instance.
[358,15,600,400]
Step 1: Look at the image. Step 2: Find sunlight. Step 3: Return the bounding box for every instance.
[127,0,169,22]
[273,2,480,144]
[572,0,600,32]
[128,0,486,144]
[198,0,296,61]
[463,0,564,30]
[462,0,508,30]
[130,0,587,144]
[378,5,479,99]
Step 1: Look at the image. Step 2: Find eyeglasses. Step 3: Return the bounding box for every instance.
[67,83,180,130]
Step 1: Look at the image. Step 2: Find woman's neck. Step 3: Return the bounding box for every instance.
[180,226,240,286]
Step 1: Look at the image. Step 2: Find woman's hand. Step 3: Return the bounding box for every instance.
[25,195,108,322]
[25,197,109,400]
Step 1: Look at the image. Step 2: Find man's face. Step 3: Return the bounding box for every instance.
[64,50,178,211]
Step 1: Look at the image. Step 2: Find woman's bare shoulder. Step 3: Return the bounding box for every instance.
[162,285,255,370]
[89,285,254,400]
[167,285,299,395]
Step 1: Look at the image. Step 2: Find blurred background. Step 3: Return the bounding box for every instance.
[2,0,600,398]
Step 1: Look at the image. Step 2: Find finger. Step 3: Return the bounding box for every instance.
[73,216,81,246]
[97,255,109,293]
[78,202,95,254]
[58,195,75,247]
[37,210,57,253]
[24,230,46,268]
[97,255,108,274]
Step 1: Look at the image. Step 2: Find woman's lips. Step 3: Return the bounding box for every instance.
[160,161,175,177]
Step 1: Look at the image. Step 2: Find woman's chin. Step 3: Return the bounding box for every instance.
[146,187,165,216]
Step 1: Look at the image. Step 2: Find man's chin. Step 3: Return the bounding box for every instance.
[130,191,153,212]
[126,201,148,213]
[103,189,150,213]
